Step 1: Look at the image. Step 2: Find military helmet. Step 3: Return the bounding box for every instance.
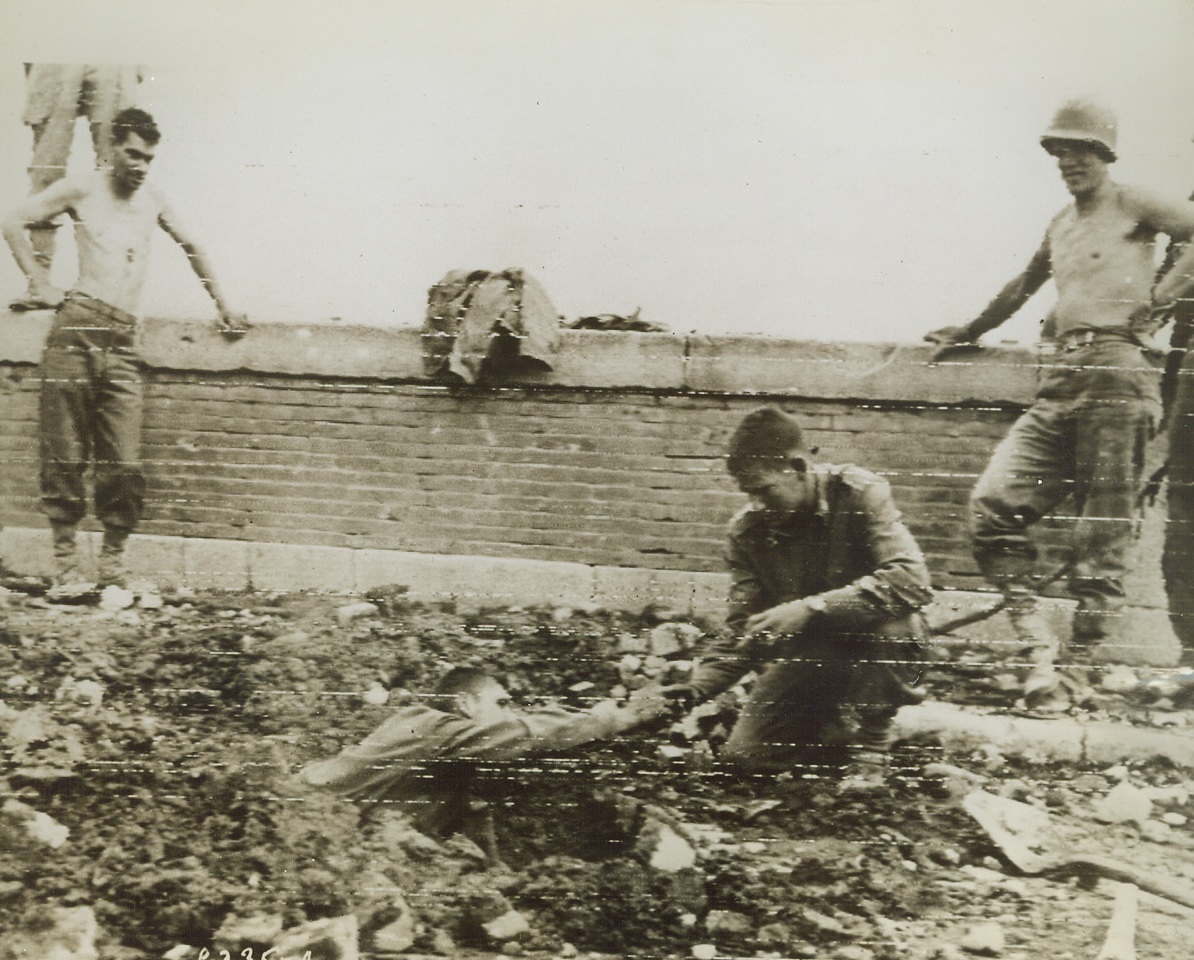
[1040,99,1117,162]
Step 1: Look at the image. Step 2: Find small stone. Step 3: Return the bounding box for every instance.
[617,632,649,654]
[800,907,845,934]
[272,915,358,959]
[1070,773,1108,793]
[657,745,687,759]
[551,606,574,621]
[3,799,70,848]
[482,909,530,941]
[1139,819,1172,843]
[704,910,751,934]
[692,945,718,960]
[756,922,791,945]
[1100,665,1139,693]
[98,585,135,611]
[371,905,416,952]
[362,683,390,706]
[1093,781,1153,826]
[961,921,1005,956]
[137,591,164,609]
[568,681,596,693]
[649,622,703,657]
[638,819,696,872]
[336,601,379,625]
[558,943,578,958]
[214,913,285,950]
[1162,812,1188,826]
[833,948,875,960]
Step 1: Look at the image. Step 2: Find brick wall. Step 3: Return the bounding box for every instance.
[0,318,1057,590]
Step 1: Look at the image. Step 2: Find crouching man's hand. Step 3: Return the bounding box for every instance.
[745,599,815,638]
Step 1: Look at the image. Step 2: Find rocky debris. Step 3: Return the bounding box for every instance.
[271,915,358,960]
[0,905,98,960]
[0,587,1192,958]
[213,912,285,952]
[336,600,380,625]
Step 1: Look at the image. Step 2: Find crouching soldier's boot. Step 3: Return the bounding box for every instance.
[839,712,894,795]
[97,528,129,588]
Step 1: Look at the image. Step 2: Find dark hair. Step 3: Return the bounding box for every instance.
[112,107,160,146]
[430,666,496,711]
[726,406,805,476]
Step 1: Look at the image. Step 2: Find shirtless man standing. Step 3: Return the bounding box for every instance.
[925,100,1194,709]
[2,107,244,589]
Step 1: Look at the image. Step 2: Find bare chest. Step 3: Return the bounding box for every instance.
[1048,203,1155,286]
[71,188,159,262]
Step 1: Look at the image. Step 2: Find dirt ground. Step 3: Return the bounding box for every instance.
[2,580,1193,959]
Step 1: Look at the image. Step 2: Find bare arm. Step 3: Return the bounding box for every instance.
[924,239,1052,347]
[156,194,246,334]
[1,178,86,305]
[963,239,1053,340]
[1129,188,1194,309]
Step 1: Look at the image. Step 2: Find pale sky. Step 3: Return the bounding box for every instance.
[1,0,1192,342]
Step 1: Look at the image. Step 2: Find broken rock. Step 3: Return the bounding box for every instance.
[213,913,285,952]
[337,601,380,625]
[649,622,703,657]
[1093,782,1152,826]
[271,915,359,960]
[960,921,1005,956]
[638,818,697,872]
[704,909,751,935]
[0,905,98,960]
[482,909,531,941]
[2,798,70,848]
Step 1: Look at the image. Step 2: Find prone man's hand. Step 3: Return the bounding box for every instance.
[658,684,698,719]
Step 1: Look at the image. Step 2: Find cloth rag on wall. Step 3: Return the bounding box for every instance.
[422,268,561,383]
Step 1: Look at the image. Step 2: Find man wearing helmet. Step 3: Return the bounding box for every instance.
[925,100,1194,709]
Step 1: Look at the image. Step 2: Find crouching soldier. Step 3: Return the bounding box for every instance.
[665,407,933,793]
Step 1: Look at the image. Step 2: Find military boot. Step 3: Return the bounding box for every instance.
[97,528,129,588]
[47,523,96,601]
[838,714,894,795]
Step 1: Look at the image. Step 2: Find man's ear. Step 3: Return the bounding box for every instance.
[786,454,810,474]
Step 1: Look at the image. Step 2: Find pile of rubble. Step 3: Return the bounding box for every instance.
[2,583,1193,959]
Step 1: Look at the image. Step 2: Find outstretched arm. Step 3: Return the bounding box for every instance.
[157,195,246,335]
[925,239,1052,346]
[1,178,85,306]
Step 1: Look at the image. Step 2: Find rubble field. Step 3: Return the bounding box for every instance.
[2,579,1193,960]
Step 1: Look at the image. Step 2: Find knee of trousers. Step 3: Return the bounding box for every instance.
[95,469,145,508]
